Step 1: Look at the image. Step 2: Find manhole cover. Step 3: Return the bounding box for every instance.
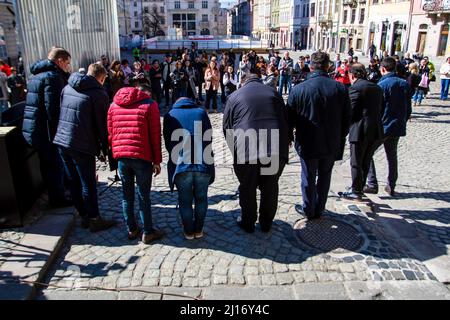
[294,218,364,253]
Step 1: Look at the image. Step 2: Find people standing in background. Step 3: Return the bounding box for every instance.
[223,65,238,99]
[263,66,278,89]
[369,43,376,60]
[109,60,125,98]
[7,67,26,105]
[0,59,12,77]
[204,60,220,113]
[184,59,199,102]
[149,60,162,104]
[162,54,175,108]
[0,70,8,117]
[335,59,351,87]
[293,56,310,85]
[439,56,450,101]
[194,56,207,102]
[413,59,430,106]
[366,59,382,84]
[278,51,294,95]
[407,63,421,99]
[121,59,133,86]
[219,53,229,104]
[171,61,188,101]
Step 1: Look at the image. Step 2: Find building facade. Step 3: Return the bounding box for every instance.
[408,0,449,57]
[0,0,18,63]
[338,0,369,54]
[366,0,411,57]
[230,0,252,35]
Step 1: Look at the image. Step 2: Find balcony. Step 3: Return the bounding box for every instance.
[318,16,333,27]
[423,0,450,13]
[343,0,358,7]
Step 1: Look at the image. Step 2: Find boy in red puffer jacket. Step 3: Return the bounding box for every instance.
[108,84,164,245]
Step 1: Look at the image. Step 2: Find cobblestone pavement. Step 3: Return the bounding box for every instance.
[38,81,450,297]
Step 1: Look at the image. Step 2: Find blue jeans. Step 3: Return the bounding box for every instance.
[59,148,99,218]
[413,89,425,104]
[118,159,155,235]
[278,75,292,95]
[441,79,450,100]
[300,156,335,218]
[174,172,211,234]
[0,100,8,124]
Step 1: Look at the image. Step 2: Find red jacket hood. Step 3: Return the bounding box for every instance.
[113,87,151,107]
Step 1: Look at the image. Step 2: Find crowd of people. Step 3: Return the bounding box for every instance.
[4,43,450,245]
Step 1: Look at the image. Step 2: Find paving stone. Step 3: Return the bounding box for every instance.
[261,274,277,286]
[212,275,228,285]
[275,273,294,285]
[246,275,262,286]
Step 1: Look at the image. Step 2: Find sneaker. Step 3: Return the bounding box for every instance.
[194,231,204,239]
[184,232,195,240]
[237,221,255,234]
[385,185,396,197]
[89,217,116,233]
[338,191,363,202]
[142,229,165,244]
[128,229,141,241]
[295,205,319,221]
[363,185,379,194]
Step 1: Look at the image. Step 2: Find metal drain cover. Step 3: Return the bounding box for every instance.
[294,218,364,253]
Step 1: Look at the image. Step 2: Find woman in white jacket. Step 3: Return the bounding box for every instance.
[440,56,450,101]
[223,65,238,99]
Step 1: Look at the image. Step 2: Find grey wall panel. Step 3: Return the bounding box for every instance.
[14,0,120,75]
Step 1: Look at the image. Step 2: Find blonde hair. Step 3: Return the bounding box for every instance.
[409,62,419,75]
[87,63,107,78]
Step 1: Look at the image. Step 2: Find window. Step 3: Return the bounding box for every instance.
[310,3,315,17]
[160,6,164,14]
[359,8,365,24]
[175,1,180,9]
[343,10,347,24]
[144,7,149,14]
[202,1,208,9]
[134,11,138,17]
[202,14,208,21]
[135,22,139,28]
[161,17,165,25]
[173,13,196,31]
[372,0,378,3]
[188,2,194,9]
[357,39,362,50]
[351,9,356,24]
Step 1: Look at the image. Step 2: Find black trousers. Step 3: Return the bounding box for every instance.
[233,160,286,230]
[350,139,380,193]
[163,80,172,106]
[300,156,335,218]
[367,136,400,189]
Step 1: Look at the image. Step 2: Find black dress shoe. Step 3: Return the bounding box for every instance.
[385,185,396,197]
[338,191,363,202]
[363,185,379,194]
[295,205,316,220]
[237,221,255,234]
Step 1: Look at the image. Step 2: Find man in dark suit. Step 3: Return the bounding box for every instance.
[287,52,352,220]
[338,63,384,201]
[223,73,289,233]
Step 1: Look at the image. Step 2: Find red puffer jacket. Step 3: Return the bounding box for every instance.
[108,87,162,164]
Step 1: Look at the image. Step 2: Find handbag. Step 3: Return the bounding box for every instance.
[430,74,436,82]
[419,73,429,88]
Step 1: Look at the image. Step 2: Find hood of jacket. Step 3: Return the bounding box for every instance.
[30,59,64,76]
[68,73,103,92]
[172,97,200,109]
[113,87,152,107]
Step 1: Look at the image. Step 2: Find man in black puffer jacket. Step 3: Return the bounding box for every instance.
[22,47,72,207]
[53,63,116,233]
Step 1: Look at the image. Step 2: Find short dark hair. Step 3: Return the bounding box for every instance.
[310,51,330,71]
[349,63,367,79]
[380,57,396,72]
[48,47,71,61]
[136,84,152,94]
[87,63,107,79]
